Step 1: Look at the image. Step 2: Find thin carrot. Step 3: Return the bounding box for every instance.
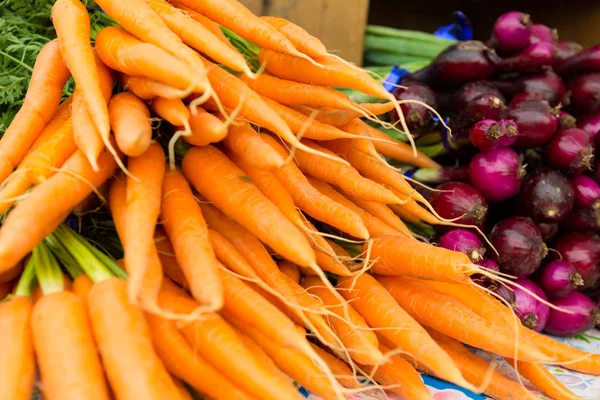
[296,139,401,204]
[278,261,300,284]
[161,168,223,309]
[88,277,183,400]
[346,194,413,237]
[109,92,152,157]
[304,220,352,276]
[389,203,421,224]
[207,229,258,280]
[224,122,285,169]
[119,74,188,100]
[308,344,362,389]
[302,276,383,365]
[378,276,554,363]
[174,6,238,52]
[146,313,257,400]
[261,136,370,240]
[52,0,110,144]
[150,97,191,127]
[292,103,395,127]
[182,145,316,268]
[0,147,119,273]
[95,26,205,92]
[260,16,329,59]
[185,108,227,146]
[507,359,578,400]
[146,0,253,76]
[153,227,188,288]
[0,39,70,184]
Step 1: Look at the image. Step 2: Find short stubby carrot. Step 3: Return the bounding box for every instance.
[185,108,227,146]
[182,145,316,268]
[161,169,223,309]
[0,296,35,400]
[0,39,70,184]
[88,278,183,400]
[120,74,187,100]
[150,97,191,128]
[32,291,110,400]
[109,92,152,157]
[52,0,110,143]
[224,122,285,169]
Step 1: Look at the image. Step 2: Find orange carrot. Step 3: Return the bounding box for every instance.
[72,274,94,299]
[293,103,394,127]
[0,39,70,184]
[171,377,193,400]
[208,230,258,280]
[308,344,362,389]
[507,359,578,400]
[346,194,413,237]
[119,74,187,100]
[150,97,191,127]
[88,278,183,400]
[52,0,110,144]
[174,6,237,52]
[0,147,119,274]
[278,261,300,284]
[389,203,421,224]
[109,92,152,157]
[259,16,329,60]
[161,168,223,309]
[337,274,471,388]
[153,227,189,288]
[95,26,205,92]
[182,145,316,268]
[185,108,227,146]
[224,122,285,169]
[304,220,352,276]
[31,274,72,304]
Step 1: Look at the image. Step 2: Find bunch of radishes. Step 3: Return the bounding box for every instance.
[399,11,600,336]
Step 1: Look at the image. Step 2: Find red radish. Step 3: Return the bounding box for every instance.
[492,11,532,54]
[493,42,555,73]
[489,217,547,278]
[470,119,518,150]
[507,99,559,148]
[537,261,584,297]
[568,73,600,113]
[469,147,525,201]
[391,81,438,132]
[460,94,505,124]
[519,168,574,223]
[438,229,486,262]
[547,128,595,174]
[455,81,505,110]
[545,292,600,336]
[530,24,558,44]
[555,44,600,77]
[498,279,550,332]
[554,233,600,289]
[491,70,566,106]
[554,41,583,64]
[577,110,600,137]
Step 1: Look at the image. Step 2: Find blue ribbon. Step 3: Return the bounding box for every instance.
[434,11,473,41]
[382,65,410,93]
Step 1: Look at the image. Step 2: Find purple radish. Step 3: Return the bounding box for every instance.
[536,222,559,242]
[507,100,559,148]
[455,81,505,110]
[410,166,470,185]
[493,42,555,73]
[547,128,595,174]
[559,111,577,130]
[554,41,583,64]
[439,229,486,262]
[577,110,600,137]
[428,182,488,228]
[498,279,550,332]
[561,207,600,232]
[470,119,518,150]
[490,217,547,278]
[537,261,585,297]
[530,24,558,44]
[492,11,532,54]
[554,233,600,288]
[391,81,438,132]
[472,259,500,289]
[490,70,566,106]
[519,168,574,223]
[569,73,600,113]
[555,44,600,77]
[469,147,525,201]
[545,292,600,336]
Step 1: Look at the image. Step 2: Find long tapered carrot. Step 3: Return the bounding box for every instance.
[224,122,285,169]
[150,97,191,128]
[337,274,472,388]
[109,93,152,157]
[0,147,119,273]
[52,0,110,144]
[182,145,316,267]
[346,194,413,237]
[260,16,330,60]
[507,359,578,400]
[88,278,183,400]
[72,51,114,170]
[161,169,223,309]
[302,276,383,365]
[0,39,70,184]
[378,277,554,363]
[0,296,35,400]
[297,140,401,204]
[122,143,165,309]
[207,229,258,280]
[153,227,188,288]
[293,103,395,127]
[32,291,110,400]
[308,344,362,389]
[261,136,370,240]
[304,220,352,276]
[278,261,300,284]
[119,74,188,100]
[185,108,227,146]
[95,26,205,93]
[174,5,238,52]
[158,280,304,400]
[146,313,257,400]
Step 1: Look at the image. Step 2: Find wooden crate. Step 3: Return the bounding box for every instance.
[239,0,369,65]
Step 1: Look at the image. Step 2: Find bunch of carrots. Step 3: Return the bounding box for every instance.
[0,0,598,399]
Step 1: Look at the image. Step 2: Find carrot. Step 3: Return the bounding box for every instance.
[171,377,193,400]
[182,145,316,267]
[392,194,442,225]
[72,274,94,299]
[119,74,188,100]
[302,276,383,365]
[205,230,257,280]
[0,281,12,300]
[1,259,25,285]
[31,274,72,304]
[308,344,362,389]
[507,359,578,400]
[0,147,119,274]
[150,97,191,127]
[293,103,395,127]
[72,51,114,170]
[363,344,432,400]
[185,108,227,146]
[278,261,300,284]
[0,39,70,184]
[261,136,370,240]
[158,280,303,400]
[146,313,257,400]
[337,273,471,388]
[153,227,188,288]
[378,276,554,363]
[109,92,152,157]
[297,140,401,204]
[174,5,238,52]
[259,16,329,58]
[95,26,205,92]
[346,194,413,237]
[224,122,285,169]
[52,0,110,145]
[161,168,223,309]
[146,0,252,76]
[88,277,183,400]
[305,220,352,276]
